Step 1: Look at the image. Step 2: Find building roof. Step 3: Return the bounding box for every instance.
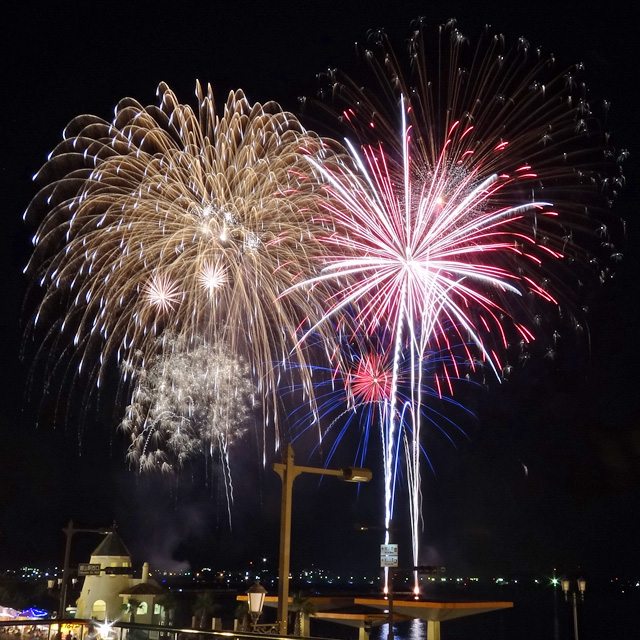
[91,531,131,558]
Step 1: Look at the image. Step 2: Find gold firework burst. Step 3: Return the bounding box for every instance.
[25,81,342,448]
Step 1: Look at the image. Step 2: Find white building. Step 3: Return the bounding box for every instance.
[74,531,163,623]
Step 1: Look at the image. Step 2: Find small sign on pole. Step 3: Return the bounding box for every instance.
[380,544,398,567]
[78,563,101,576]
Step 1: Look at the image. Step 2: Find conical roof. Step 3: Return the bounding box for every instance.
[91,530,131,558]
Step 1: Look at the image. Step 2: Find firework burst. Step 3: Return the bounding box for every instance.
[24,81,342,454]
[291,19,625,588]
[120,333,256,522]
[289,336,474,493]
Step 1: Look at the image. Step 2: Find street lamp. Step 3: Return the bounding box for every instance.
[561,577,586,640]
[247,581,267,631]
[273,444,372,635]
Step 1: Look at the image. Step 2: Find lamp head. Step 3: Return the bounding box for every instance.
[247,581,267,616]
[341,467,372,483]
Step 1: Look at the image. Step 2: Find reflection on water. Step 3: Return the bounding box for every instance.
[371,618,424,640]
[364,589,639,640]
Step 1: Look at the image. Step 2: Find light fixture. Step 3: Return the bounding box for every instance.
[247,581,267,630]
[561,576,586,640]
[341,467,373,483]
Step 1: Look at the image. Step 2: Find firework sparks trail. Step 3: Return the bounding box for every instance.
[291,20,625,591]
[24,81,343,465]
[120,333,256,523]
[287,336,475,529]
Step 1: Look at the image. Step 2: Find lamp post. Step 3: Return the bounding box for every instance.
[58,520,111,618]
[273,445,372,635]
[561,577,586,640]
[247,581,267,631]
[387,565,395,640]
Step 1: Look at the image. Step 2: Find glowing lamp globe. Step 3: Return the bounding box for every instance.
[247,581,267,617]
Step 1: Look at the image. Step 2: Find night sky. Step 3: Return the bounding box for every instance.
[1,0,639,584]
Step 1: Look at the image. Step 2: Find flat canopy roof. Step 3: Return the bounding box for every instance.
[254,595,513,625]
[354,597,513,622]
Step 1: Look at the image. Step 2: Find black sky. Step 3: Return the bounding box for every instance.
[1,0,639,582]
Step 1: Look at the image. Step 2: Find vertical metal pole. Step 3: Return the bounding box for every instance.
[385,520,394,640]
[274,445,300,636]
[387,571,394,640]
[59,520,74,618]
[552,572,559,640]
[572,592,579,640]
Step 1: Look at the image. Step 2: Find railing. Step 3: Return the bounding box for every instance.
[0,619,322,640]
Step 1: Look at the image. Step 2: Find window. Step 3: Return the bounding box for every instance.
[91,600,106,621]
